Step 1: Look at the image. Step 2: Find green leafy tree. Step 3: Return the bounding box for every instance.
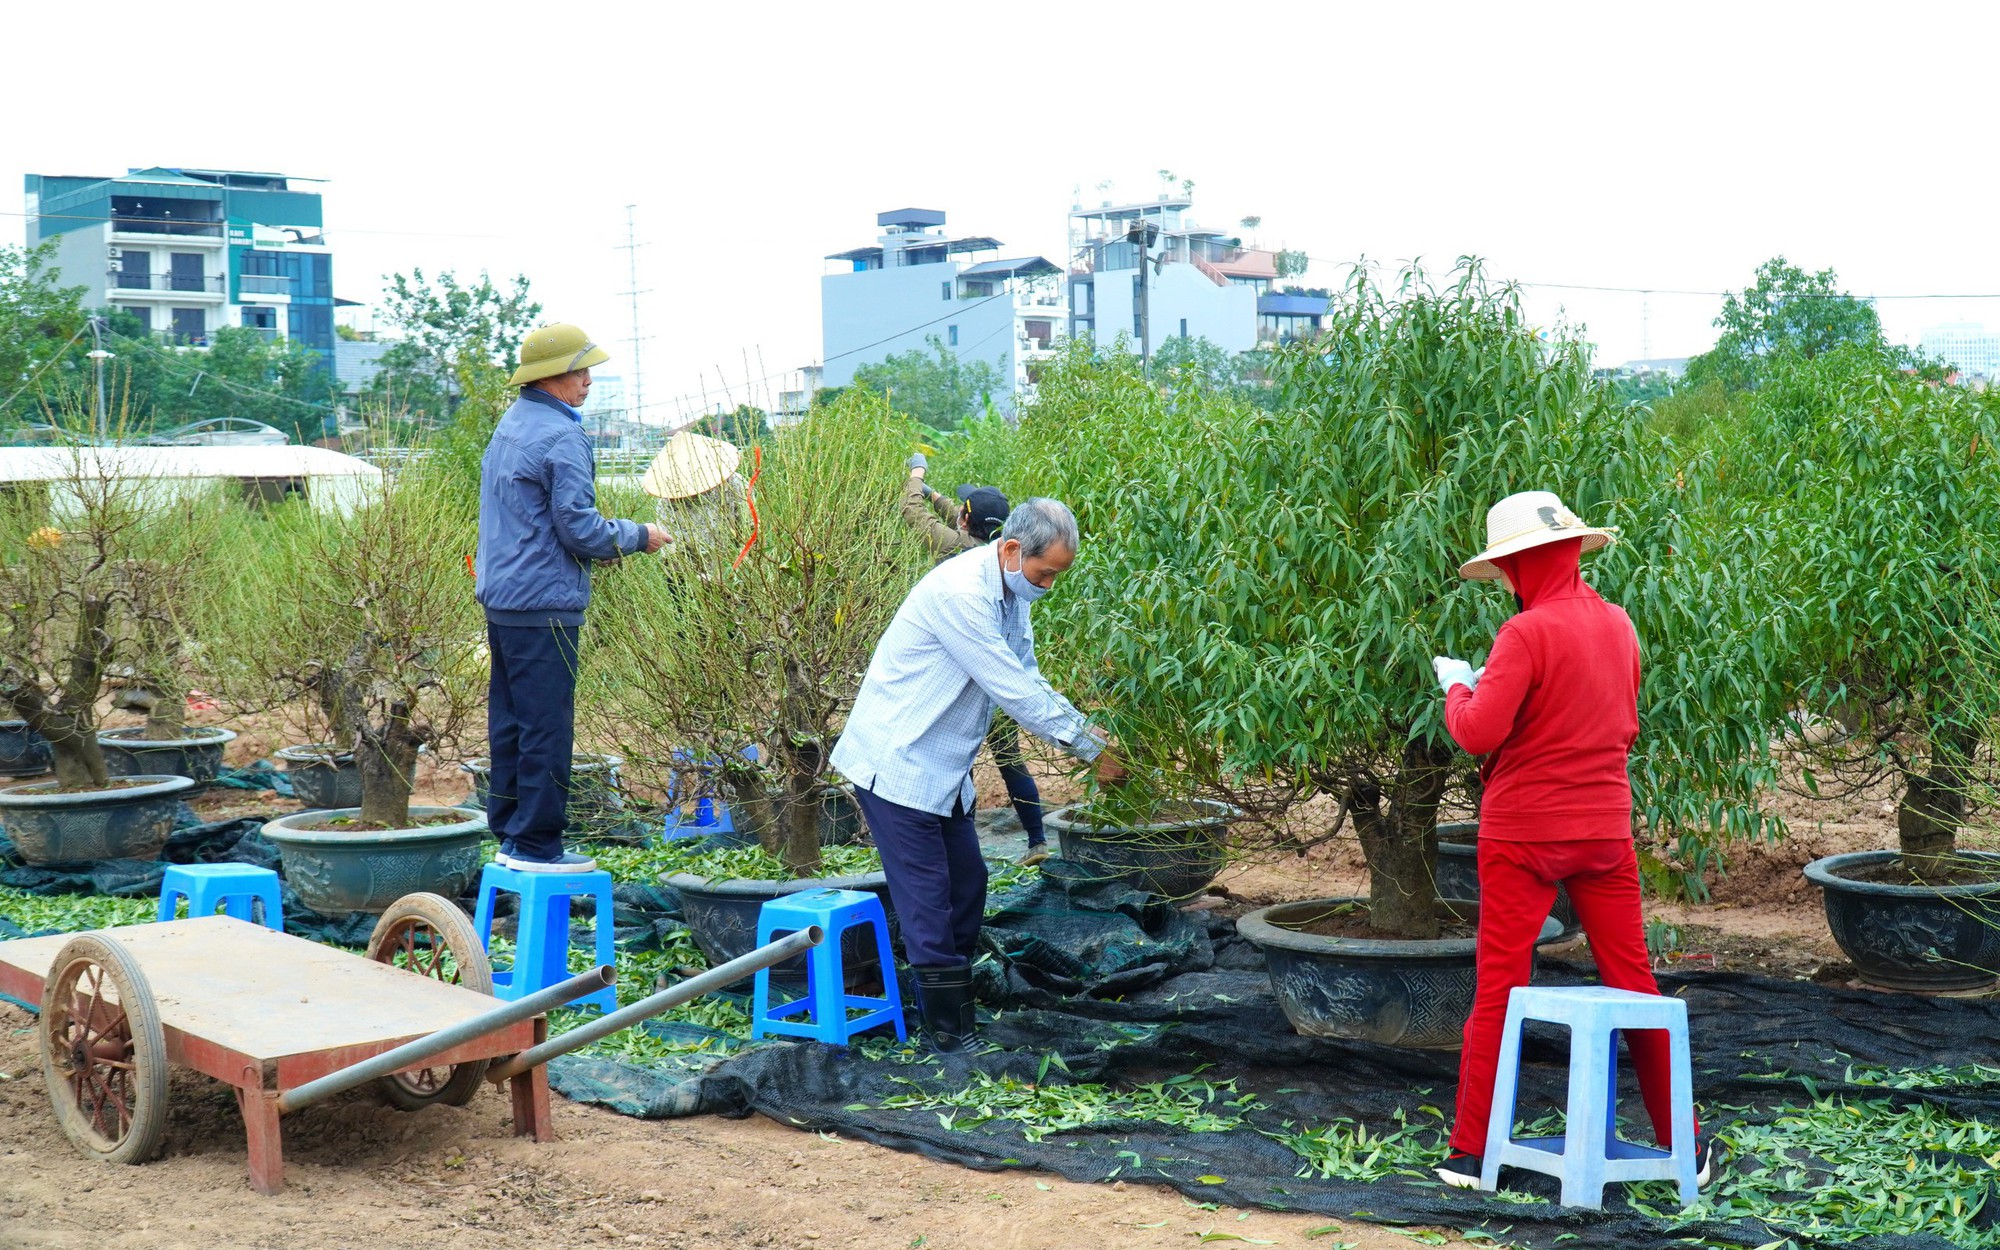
[0,241,88,428]
[365,269,540,424]
[851,336,1004,432]
[1017,262,1780,937]
[1685,257,1915,391]
[1703,342,2000,884]
[705,403,770,446]
[1150,334,1245,390]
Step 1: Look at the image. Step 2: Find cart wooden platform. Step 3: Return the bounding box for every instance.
[0,910,554,1195]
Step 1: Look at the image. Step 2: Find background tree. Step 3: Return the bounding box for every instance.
[851,336,1004,432]
[705,403,771,446]
[365,269,540,425]
[1684,257,1922,392]
[0,242,88,430]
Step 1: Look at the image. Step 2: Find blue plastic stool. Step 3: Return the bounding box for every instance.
[1481,984,1699,1209]
[661,746,756,842]
[750,888,905,1045]
[472,863,617,1012]
[158,864,283,931]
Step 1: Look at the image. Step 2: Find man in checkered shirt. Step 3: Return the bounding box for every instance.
[832,497,1125,1051]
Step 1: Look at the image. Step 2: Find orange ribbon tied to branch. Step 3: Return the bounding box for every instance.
[733,445,764,569]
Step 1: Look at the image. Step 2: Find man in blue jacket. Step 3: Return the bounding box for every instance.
[475,324,667,871]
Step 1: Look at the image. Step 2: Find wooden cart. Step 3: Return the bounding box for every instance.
[0,895,554,1195]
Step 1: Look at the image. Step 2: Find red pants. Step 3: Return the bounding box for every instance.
[1447,837,1697,1155]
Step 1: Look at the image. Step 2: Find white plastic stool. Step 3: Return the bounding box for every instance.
[1480,984,1698,1209]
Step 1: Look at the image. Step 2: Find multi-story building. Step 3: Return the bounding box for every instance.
[24,167,335,357]
[820,209,1065,410]
[1066,194,1282,355]
[1919,322,2000,378]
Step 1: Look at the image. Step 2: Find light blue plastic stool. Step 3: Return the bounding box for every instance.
[472,863,617,1012]
[750,888,905,1045]
[1481,985,1699,1209]
[157,864,283,931]
[661,746,756,842]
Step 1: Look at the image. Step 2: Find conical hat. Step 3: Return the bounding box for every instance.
[642,432,741,500]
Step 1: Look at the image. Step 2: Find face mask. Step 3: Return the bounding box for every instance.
[1002,548,1050,604]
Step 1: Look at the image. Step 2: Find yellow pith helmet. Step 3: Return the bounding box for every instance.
[510,323,610,387]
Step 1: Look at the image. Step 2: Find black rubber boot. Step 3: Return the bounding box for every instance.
[912,961,976,1052]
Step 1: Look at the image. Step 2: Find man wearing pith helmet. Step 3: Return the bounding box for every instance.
[475,324,668,872]
[1427,490,1713,1191]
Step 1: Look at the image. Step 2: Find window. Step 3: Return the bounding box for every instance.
[947,325,958,347]
[116,251,151,289]
[126,306,152,335]
[1180,318,1189,339]
[170,308,205,343]
[942,281,953,301]
[1024,320,1053,349]
[169,252,205,292]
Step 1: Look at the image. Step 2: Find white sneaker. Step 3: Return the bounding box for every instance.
[506,850,598,873]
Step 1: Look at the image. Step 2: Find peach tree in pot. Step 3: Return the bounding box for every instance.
[1011,263,1781,1043]
[1705,342,2000,991]
[582,391,927,971]
[211,437,487,912]
[0,436,209,862]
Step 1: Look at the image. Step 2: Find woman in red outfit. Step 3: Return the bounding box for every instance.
[1429,491,1709,1191]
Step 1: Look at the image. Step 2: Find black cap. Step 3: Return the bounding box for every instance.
[955,484,1011,542]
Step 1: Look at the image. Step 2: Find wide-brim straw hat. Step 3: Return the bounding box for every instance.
[1458,490,1618,580]
[510,323,610,387]
[642,431,741,500]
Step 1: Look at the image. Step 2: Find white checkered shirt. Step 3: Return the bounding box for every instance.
[831,546,1100,816]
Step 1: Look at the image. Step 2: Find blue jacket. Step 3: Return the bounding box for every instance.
[476,388,647,627]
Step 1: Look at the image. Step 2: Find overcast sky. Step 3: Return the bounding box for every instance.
[10,2,1999,423]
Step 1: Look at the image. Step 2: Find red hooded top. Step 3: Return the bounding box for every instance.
[1443,537,1639,841]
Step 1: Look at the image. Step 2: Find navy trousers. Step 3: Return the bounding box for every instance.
[485,621,581,861]
[986,715,1045,844]
[853,785,988,968]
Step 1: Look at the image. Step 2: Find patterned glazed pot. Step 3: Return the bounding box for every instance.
[1803,850,2000,992]
[0,775,197,864]
[1045,799,1238,901]
[275,744,364,810]
[262,806,487,914]
[1435,821,1581,943]
[0,721,54,778]
[666,869,895,987]
[1236,896,1560,1049]
[98,726,237,790]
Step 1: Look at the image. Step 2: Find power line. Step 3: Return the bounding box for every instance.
[0,322,90,415]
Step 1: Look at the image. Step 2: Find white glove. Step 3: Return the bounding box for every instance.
[1433,656,1478,694]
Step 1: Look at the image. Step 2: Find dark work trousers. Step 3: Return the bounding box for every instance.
[1449,836,1701,1156]
[986,713,1045,845]
[853,785,988,968]
[485,621,581,862]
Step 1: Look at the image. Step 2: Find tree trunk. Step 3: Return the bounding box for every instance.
[1900,727,1972,884]
[777,736,827,879]
[356,723,419,828]
[1352,740,1457,939]
[726,763,780,854]
[32,707,111,791]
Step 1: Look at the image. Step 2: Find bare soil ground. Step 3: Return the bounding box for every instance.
[7,723,1968,1244]
[0,1008,1445,1250]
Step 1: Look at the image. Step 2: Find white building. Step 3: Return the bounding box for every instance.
[1066,194,1278,356]
[26,168,337,357]
[820,209,1065,412]
[1919,323,2000,378]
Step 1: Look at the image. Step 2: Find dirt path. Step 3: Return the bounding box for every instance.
[0,1004,1455,1250]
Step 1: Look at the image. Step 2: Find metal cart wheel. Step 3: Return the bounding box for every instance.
[365,892,495,1110]
[39,933,169,1165]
